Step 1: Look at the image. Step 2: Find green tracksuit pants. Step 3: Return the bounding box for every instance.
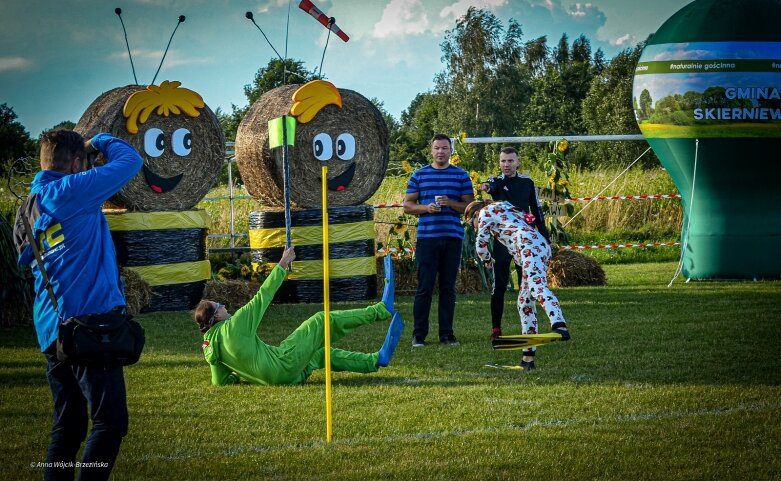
[203,265,391,385]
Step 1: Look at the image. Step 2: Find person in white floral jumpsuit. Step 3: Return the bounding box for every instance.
[466,200,570,370]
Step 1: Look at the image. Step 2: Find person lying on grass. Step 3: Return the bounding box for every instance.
[465,200,570,371]
[193,247,404,385]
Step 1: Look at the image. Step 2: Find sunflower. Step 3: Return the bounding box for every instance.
[557,139,569,153]
[240,265,251,278]
[469,170,480,185]
[450,153,461,165]
[401,159,413,174]
[392,222,407,235]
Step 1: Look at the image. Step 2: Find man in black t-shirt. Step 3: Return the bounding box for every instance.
[479,147,550,342]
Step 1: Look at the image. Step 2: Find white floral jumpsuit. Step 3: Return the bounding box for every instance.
[475,202,566,354]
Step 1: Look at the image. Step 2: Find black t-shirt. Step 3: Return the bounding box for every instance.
[486,173,550,241]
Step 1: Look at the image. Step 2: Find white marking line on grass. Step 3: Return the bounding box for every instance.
[133,401,780,462]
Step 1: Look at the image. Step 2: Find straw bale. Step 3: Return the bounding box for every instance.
[547,250,607,288]
[75,84,225,211]
[203,279,260,311]
[122,267,152,315]
[236,84,389,208]
[375,257,485,295]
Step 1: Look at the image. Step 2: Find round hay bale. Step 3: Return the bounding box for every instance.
[75,82,225,211]
[203,279,260,311]
[121,268,152,315]
[236,83,389,208]
[248,206,377,303]
[375,257,486,296]
[105,209,211,312]
[547,250,607,288]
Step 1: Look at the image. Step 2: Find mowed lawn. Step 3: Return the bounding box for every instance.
[1,262,780,480]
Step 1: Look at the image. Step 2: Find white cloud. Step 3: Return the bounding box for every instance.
[372,0,430,38]
[528,0,555,11]
[568,3,596,19]
[0,56,32,72]
[611,33,632,46]
[440,0,508,21]
[254,0,289,15]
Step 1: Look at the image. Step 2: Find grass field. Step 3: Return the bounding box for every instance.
[638,122,781,138]
[2,262,780,480]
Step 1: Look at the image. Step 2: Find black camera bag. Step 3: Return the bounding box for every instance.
[57,311,145,367]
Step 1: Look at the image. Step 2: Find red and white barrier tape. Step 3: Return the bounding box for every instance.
[371,195,681,209]
[373,203,405,208]
[560,242,679,250]
[567,194,681,202]
[378,243,678,254]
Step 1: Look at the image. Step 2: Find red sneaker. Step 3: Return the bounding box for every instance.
[490,327,502,342]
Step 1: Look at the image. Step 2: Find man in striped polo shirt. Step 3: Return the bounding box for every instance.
[403,133,474,347]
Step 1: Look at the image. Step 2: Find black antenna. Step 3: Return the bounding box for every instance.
[151,14,186,86]
[245,11,284,62]
[283,0,292,84]
[318,17,335,79]
[115,8,138,85]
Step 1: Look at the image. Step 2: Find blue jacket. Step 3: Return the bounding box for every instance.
[19,134,143,351]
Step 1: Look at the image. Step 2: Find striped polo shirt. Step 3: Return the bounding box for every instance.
[406,164,474,240]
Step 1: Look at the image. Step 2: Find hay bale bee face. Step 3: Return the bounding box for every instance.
[236,81,389,208]
[76,81,225,211]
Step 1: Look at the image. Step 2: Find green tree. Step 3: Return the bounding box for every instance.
[581,42,656,168]
[520,33,598,164]
[639,89,653,120]
[243,58,317,106]
[524,36,550,77]
[521,69,574,137]
[0,104,35,177]
[433,7,529,170]
[215,105,245,142]
[392,92,445,165]
[218,58,319,142]
[43,120,76,133]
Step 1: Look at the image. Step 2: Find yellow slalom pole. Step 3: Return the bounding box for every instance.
[321,166,333,443]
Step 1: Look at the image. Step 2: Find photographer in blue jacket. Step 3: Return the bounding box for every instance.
[19,130,142,481]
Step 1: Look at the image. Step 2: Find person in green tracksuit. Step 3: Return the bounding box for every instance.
[194,247,404,385]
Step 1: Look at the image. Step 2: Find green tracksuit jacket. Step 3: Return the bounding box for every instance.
[202,265,390,385]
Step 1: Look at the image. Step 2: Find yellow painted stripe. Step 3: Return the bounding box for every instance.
[249,221,374,248]
[105,210,211,231]
[252,256,375,280]
[125,260,211,286]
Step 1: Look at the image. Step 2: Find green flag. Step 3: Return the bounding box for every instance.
[268,116,296,149]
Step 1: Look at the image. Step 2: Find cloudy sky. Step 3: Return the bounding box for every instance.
[0,0,692,136]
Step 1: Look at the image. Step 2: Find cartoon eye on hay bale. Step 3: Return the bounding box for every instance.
[236,80,389,303]
[76,80,225,211]
[70,10,223,312]
[74,80,221,312]
[235,79,389,209]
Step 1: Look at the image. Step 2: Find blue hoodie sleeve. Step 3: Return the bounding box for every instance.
[76,134,143,207]
[50,134,142,217]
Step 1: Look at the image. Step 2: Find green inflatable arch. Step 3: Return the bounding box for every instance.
[633,0,781,279]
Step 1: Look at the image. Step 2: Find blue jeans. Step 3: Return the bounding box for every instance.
[413,236,462,341]
[44,344,128,481]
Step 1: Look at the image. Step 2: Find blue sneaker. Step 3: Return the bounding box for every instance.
[377,313,405,367]
[381,255,396,315]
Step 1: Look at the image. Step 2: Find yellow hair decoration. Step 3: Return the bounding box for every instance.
[290,80,342,124]
[123,80,205,134]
